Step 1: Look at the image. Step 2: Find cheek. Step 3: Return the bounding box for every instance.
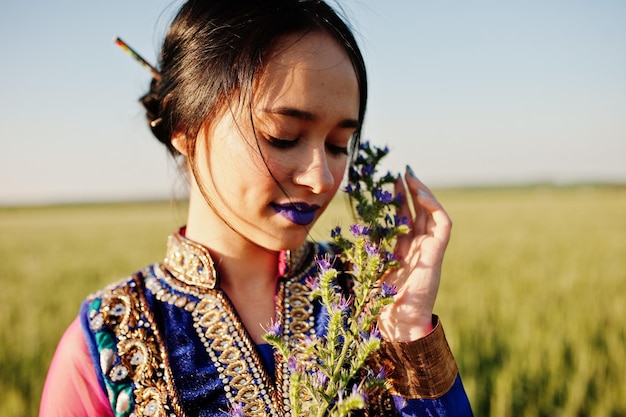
[258,152,295,180]
[248,149,275,178]
[228,136,276,180]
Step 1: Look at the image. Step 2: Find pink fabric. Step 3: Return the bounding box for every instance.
[40,317,113,417]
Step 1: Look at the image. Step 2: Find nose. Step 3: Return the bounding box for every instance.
[293,147,335,194]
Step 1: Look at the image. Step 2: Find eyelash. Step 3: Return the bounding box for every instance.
[268,136,299,149]
[267,136,349,156]
[327,143,349,156]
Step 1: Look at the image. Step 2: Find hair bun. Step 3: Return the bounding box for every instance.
[140,78,170,147]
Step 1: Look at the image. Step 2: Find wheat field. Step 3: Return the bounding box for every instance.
[1,186,625,416]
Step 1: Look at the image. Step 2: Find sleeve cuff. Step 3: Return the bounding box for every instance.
[376,315,459,399]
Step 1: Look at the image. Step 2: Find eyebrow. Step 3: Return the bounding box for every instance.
[263,106,360,129]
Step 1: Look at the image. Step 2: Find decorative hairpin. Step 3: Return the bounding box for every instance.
[115,37,163,128]
[114,37,161,80]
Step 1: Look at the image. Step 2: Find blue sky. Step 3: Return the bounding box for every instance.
[1,1,625,204]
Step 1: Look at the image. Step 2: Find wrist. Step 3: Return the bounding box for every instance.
[378,310,434,342]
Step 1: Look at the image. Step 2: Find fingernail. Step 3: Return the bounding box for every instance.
[406,165,418,179]
[418,189,429,198]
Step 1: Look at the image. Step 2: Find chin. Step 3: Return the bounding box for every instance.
[265,230,310,252]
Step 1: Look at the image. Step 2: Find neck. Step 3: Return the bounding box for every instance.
[184,194,280,292]
[183,197,282,343]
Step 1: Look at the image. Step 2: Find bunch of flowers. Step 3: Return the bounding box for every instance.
[264,142,410,417]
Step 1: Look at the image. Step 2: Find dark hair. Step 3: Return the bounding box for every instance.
[141,0,367,160]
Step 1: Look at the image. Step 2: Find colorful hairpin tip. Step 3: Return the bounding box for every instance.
[114,37,161,80]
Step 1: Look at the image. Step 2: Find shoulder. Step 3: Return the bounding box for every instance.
[78,264,163,380]
[81,264,162,313]
[77,264,174,416]
[85,265,154,301]
[40,318,113,416]
[80,264,163,337]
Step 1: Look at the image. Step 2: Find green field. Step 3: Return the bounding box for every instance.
[1,186,625,416]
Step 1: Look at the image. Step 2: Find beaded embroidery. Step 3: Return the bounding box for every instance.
[163,233,219,289]
[86,231,397,416]
[87,276,184,417]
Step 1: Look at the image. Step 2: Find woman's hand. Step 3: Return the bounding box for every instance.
[378,166,452,342]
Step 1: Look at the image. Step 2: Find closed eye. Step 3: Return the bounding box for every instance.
[326,142,349,156]
[268,136,299,149]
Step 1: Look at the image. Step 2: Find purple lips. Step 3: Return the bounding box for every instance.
[271,202,320,226]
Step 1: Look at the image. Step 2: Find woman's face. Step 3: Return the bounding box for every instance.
[190,30,360,251]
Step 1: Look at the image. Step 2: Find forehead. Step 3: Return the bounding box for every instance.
[266,30,352,71]
[253,31,359,114]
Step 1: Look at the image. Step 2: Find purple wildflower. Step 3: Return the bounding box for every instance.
[364,241,379,256]
[350,383,366,402]
[394,214,409,226]
[301,335,315,349]
[361,164,374,176]
[382,171,395,182]
[381,282,398,298]
[374,189,394,204]
[344,184,354,193]
[312,370,329,388]
[337,388,346,405]
[265,320,282,338]
[288,357,298,372]
[349,224,369,237]
[316,256,334,273]
[227,402,244,417]
[369,325,382,342]
[305,275,320,291]
[334,296,352,313]
[359,140,370,150]
[331,226,342,238]
[384,252,397,263]
[376,366,389,380]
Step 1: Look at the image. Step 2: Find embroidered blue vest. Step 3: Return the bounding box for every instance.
[80,234,397,417]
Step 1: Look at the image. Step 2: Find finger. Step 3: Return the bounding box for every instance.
[427,199,453,244]
[405,165,435,196]
[394,174,413,256]
[405,166,451,241]
[405,165,447,214]
[414,186,452,244]
[404,166,428,234]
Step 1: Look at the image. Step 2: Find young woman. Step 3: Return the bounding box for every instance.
[40,1,473,416]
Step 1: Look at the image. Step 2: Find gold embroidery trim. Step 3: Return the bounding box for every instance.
[192,292,279,417]
[164,232,219,289]
[93,275,185,417]
[163,230,311,291]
